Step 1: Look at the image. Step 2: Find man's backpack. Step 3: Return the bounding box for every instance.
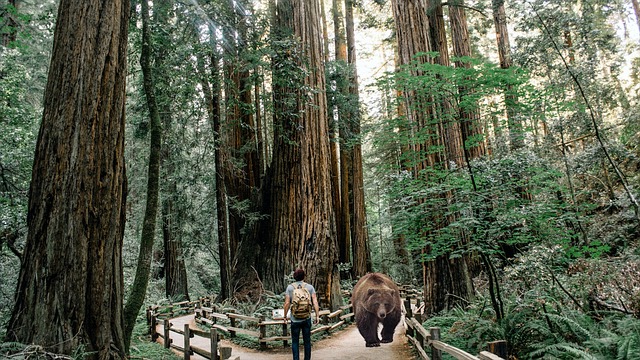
[291,282,312,319]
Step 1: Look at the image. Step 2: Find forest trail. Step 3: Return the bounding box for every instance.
[157,314,416,360]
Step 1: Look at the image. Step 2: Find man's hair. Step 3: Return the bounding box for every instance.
[293,268,305,281]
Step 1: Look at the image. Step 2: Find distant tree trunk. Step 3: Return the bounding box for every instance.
[428,0,464,166]
[223,0,263,302]
[5,0,129,358]
[390,0,433,286]
[492,0,523,150]
[262,0,341,309]
[1,0,18,47]
[153,0,190,302]
[195,23,229,300]
[449,0,486,159]
[332,0,351,271]
[449,0,485,281]
[162,197,189,300]
[345,0,371,277]
[123,0,162,351]
[632,0,640,36]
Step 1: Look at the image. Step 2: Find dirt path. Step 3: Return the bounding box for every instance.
[157,315,416,360]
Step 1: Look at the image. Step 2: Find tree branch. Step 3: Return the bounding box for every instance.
[533,7,640,224]
[442,2,488,17]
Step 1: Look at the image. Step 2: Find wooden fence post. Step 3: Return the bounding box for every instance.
[488,340,508,358]
[430,327,442,360]
[184,324,191,360]
[210,328,218,360]
[150,314,158,341]
[229,315,236,338]
[404,299,413,319]
[164,320,171,349]
[259,315,267,350]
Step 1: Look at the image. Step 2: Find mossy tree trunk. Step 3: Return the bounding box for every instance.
[123,0,162,350]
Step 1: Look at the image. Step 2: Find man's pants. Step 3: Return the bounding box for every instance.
[290,318,312,360]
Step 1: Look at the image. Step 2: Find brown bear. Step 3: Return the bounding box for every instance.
[351,272,402,347]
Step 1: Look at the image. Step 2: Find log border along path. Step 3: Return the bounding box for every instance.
[156,313,414,360]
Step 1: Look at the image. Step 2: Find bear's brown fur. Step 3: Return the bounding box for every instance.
[351,272,402,347]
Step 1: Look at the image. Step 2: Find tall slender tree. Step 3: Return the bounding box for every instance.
[344,0,371,277]
[492,0,523,150]
[449,0,486,159]
[154,0,190,302]
[6,0,129,358]
[332,0,351,271]
[123,0,163,349]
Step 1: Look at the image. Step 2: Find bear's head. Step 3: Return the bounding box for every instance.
[363,288,397,319]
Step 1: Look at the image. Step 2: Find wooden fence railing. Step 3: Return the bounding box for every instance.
[147,298,355,360]
[403,298,507,360]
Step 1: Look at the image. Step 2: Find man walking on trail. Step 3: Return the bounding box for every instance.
[284,268,320,360]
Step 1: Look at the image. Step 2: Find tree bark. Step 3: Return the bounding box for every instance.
[262,0,342,309]
[449,0,486,159]
[390,0,431,284]
[332,0,351,270]
[492,0,523,150]
[123,0,162,350]
[222,0,263,302]
[1,0,18,47]
[633,0,640,37]
[153,0,190,302]
[6,0,129,358]
[345,0,371,277]
[195,22,229,300]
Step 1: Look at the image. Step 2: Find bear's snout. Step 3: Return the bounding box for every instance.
[378,310,387,319]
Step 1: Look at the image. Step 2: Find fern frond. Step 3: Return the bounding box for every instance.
[545,312,593,341]
[616,334,640,360]
[529,342,598,359]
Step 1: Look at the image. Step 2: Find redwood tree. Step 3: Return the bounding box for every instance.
[5,0,129,358]
[344,0,371,277]
[260,0,342,309]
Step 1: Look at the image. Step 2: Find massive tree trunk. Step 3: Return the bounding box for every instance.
[123,0,162,350]
[392,0,474,314]
[345,0,371,277]
[261,0,341,309]
[5,0,129,358]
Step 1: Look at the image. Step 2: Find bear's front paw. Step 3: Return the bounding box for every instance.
[381,338,393,343]
[366,342,381,347]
